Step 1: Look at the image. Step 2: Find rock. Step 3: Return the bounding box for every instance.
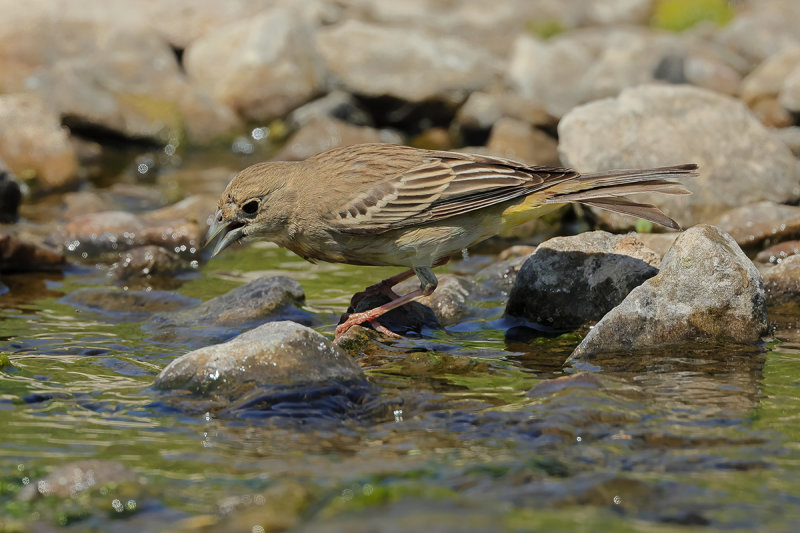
[316,19,496,104]
[18,460,139,501]
[569,225,768,360]
[454,90,555,141]
[273,117,403,161]
[740,45,800,105]
[715,0,800,65]
[756,240,800,264]
[184,8,325,122]
[713,201,800,250]
[780,61,800,113]
[752,97,795,128]
[394,273,494,327]
[506,231,660,329]
[761,255,800,304]
[474,255,528,294]
[558,84,800,229]
[344,291,440,337]
[108,245,192,287]
[63,288,199,322]
[0,5,240,144]
[0,231,65,272]
[526,372,605,397]
[55,210,205,263]
[287,90,373,130]
[154,321,365,398]
[0,94,79,191]
[147,276,315,346]
[485,117,560,166]
[633,232,679,259]
[773,126,800,157]
[0,169,22,222]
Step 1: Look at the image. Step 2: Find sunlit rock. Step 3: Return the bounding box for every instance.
[569,225,768,360]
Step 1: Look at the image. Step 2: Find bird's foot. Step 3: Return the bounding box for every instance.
[334,312,398,341]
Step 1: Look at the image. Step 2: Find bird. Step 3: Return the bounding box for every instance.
[206,143,698,340]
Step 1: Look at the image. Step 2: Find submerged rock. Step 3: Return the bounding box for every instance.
[558,84,800,229]
[108,245,192,288]
[393,273,495,327]
[63,288,199,322]
[506,231,660,329]
[18,460,140,501]
[569,225,768,360]
[154,321,366,400]
[147,276,315,346]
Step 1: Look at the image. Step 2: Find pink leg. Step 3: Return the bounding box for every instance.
[335,288,433,341]
[358,257,450,299]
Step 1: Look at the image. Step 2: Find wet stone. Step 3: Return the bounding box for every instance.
[0,169,21,223]
[108,245,193,289]
[761,255,800,304]
[63,288,199,322]
[18,460,139,501]
[506,231,660,329]
[755,240,800,264]
[394,273,495,327]
[713,201,800,250]
[0,231,65,273]
[569,225,768,360]
[154,321,367,403]
[147,276,315,347]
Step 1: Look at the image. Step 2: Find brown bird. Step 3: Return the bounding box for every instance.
[206,143,697,340]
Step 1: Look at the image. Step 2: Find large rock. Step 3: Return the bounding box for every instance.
[184,8,325,122]
[316,19,496,104]
[505,231,660,329]
[0,4,240,144]
[713,201,800,250]
[272,117,403,161]
[0,231,65,273]
[146,276,315,347]
[569,225,768,360]
[154,321,365,397]
[714,0,800,65]
[558,84,800,229]
[740,45,800,105]
[0,94,78,191]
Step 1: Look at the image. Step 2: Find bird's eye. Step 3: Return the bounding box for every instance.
[241,199,259,215]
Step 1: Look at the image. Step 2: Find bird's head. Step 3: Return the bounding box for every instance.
[205,162,297,257]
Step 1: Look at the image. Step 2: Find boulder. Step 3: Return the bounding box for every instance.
[569,225,768,360]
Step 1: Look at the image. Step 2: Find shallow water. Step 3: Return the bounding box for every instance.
[2,221,800,531]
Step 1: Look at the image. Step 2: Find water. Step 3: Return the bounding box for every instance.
[2,217,800,532]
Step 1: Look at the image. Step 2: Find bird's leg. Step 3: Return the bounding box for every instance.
[353,257,450,300]
[335,266,439,341]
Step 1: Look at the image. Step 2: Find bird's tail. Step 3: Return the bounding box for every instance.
[544,164,699,230]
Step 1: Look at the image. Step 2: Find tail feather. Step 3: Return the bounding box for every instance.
[544,163,698,230]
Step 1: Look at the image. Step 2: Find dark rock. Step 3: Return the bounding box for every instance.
[0,231,65,273]
[18,460,139,501]
[108,245,193,288]
[0,169,22,223]
[344,290,440,337]
[569,225,768,360]
[761,255,800,304]
[394,273,495,327]
[147,276,315,346]
[558,84,800,229]
[506,231,660,329]
[154,321,365,400]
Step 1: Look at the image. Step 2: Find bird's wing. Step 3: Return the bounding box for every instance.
[328,151,577,234]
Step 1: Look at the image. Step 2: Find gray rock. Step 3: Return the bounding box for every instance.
[780,62,800,113]
[714,0,800,65]
[558,84,800,229]
[316,19,496,104]
[713,201,800,250]
[147,276,315,346]
[506,231,660,329]
[761,255,800,304]
[287,90,373,130]
[184,8,325,122]
[273,117,403,161]
[569,225,768,360]
[740,45,800,105]
[63,288,199,322]
[756,240,800,264]
[154,321,364,397]
[0,94,78,191]
[773,126,800,157]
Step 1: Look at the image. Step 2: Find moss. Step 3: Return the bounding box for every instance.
[0,353,12,370]
[116,93,185,145]
[651,0,735,32]
[635,218,654,234]
[526,19,566,39]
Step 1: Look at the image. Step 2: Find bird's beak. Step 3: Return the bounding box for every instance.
[205,209,246,257]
